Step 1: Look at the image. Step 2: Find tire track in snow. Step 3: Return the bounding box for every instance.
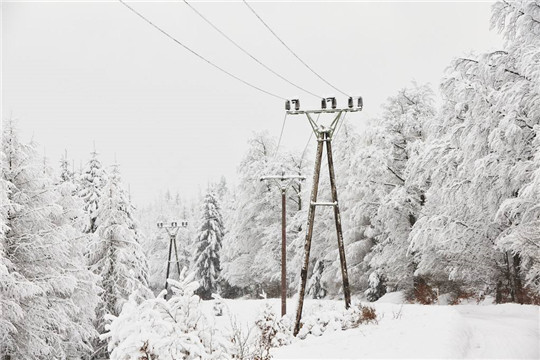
[456,305,540,359]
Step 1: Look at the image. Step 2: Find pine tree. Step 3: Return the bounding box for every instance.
[79,148,106,234]
[194,190,224,300]
[55,153,101,358]
[0,120,99,358]
[59,150,74,184]
[89,163,149,358]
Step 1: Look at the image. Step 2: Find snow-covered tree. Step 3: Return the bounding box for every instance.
[367,84,435,293]
[222,133,277,294]
[194,190,224,300]
[409,0,540,302]
[103,271,230,360]
[365,271,386,302]
[222,132,305,297]
[79,149,106,234]
[54,152,101,358]
[489,0,540,300]
[0,120,99,358]
[89,163,149,358]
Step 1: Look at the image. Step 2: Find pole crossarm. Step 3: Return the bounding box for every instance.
[286,107,361,116]
[290,107,359,141]
[260,174,306,191]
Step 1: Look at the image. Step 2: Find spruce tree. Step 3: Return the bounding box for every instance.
[194,191,224,300]
[79,148,106,234]
[0,120,99,358]
[89,163,149,358]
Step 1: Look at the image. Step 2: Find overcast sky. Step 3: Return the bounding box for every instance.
[2,0,503,205]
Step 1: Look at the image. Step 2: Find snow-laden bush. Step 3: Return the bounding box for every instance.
[365,271,387,302]
[253,303,293,360]
[297,302,378,339]
[342,303,378,329]
[102,271,230,360]
[212,294,225,317]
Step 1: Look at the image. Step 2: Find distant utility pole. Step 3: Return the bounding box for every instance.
[156,220,188,293]
[286,96,363,336]
[261,170,305,317]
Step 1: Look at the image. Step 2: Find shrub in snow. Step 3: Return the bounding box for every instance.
[344,303,378,328]
[212,293,225,317]
[296,310,344,339]
[253,303,292,359]
[405,276,438,304]
[365,271,387,302]
[307,259,329,299]
[297,302,378,339]
[102,271,230,360]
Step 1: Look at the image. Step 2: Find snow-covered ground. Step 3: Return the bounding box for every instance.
[201,294,539,359]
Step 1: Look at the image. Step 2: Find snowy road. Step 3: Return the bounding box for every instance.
[269,301,539,359]
[458,305,539,359]
[203,297,539,359]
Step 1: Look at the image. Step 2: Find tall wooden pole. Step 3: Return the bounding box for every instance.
[281,188,287,317]
[260,174,305,317]
[294,136,324,336]
[172,234,182,278]
[326,136,351,308]
[164,236,173,291]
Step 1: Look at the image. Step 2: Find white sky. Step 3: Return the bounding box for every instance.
[2,0,503,206]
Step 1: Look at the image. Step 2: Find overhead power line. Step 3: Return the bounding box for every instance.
[118,0,286,101]
[181,0,321,99]
[243,0,350,98]
[274,112,288,159]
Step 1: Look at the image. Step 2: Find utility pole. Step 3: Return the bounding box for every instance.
[287,96,363,336]
[260,171,305,317]
[156,220,188,294]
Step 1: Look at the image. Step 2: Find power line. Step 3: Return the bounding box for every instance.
[274,112,288,159]
[333,111,348,141]
[243,0,350,98]
[300,113,320,162]
[180,0,321,99]
[118,0,286,101]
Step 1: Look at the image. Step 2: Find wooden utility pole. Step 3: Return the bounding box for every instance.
[157,220,188,293]
[261,171,305,316]
[287,98,362,336]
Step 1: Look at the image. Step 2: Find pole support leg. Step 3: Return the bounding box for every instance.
[294,136,324,336]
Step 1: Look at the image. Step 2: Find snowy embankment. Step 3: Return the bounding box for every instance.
[201,293,539,359]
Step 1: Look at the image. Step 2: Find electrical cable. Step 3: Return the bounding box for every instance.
[274,112,288,159]
[242,0,350,98]
[333,111,348,141]
[181,0,322,99]
[300,113,320,163]
[118,0,286,101]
